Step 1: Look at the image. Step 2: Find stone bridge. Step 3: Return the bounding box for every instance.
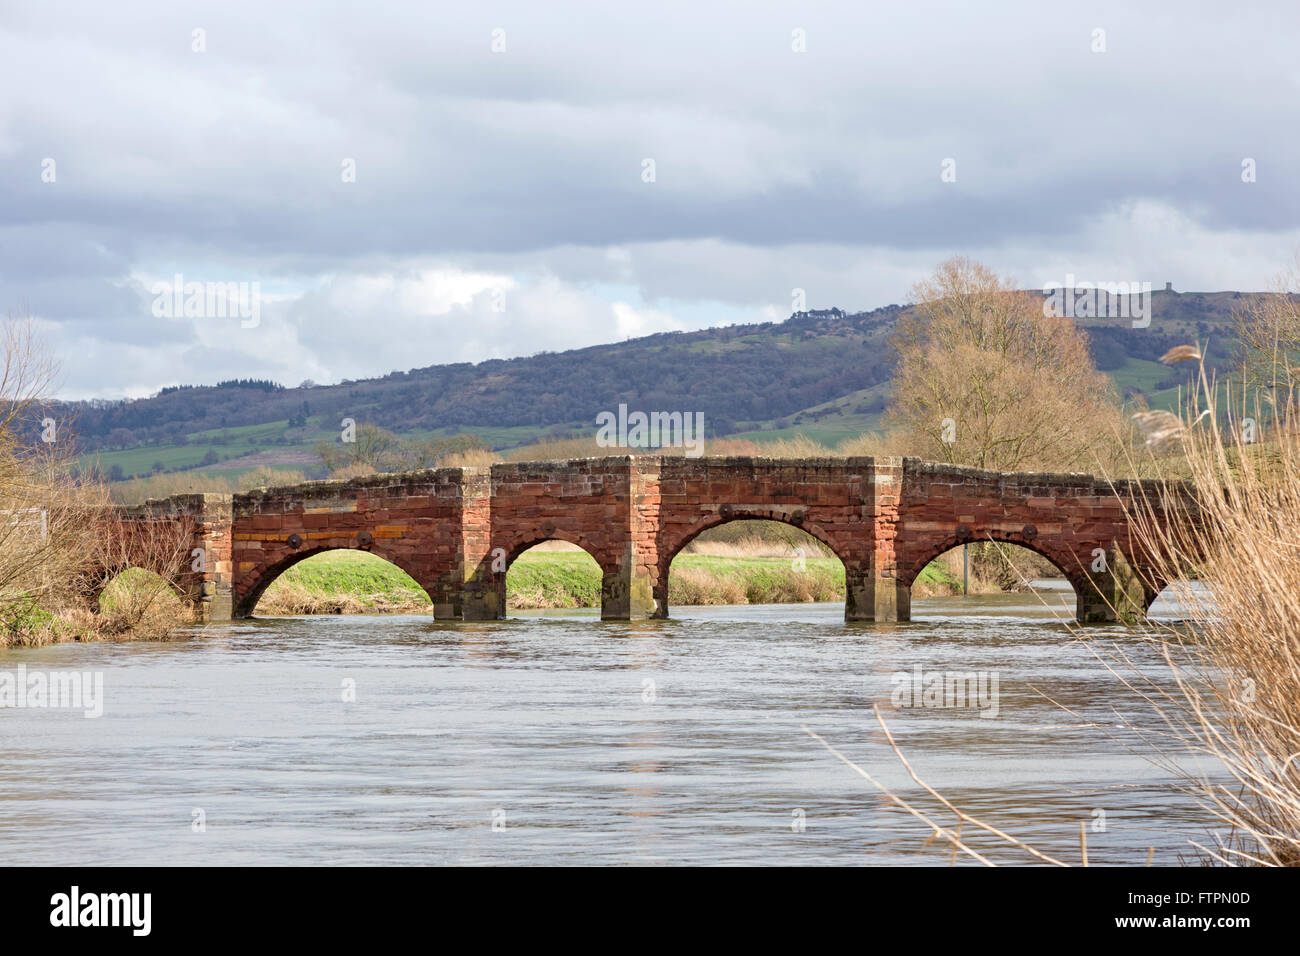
[96,456,1194,625]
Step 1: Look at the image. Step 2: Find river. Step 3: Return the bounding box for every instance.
[0,583,1216,865]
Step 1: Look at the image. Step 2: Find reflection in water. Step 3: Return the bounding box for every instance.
[0,585,1220,865]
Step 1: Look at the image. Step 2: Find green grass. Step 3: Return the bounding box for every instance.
[98,567,184,613]
[916,560,962,592]
[668,554,840,604]
[725,383,889,447]
[441,423,587,448]
[253,548,975,615]
[266,550,432,608]
[82,435,321,479]
[505,550,603,607]
[83,443,240,477]
[83,414,343,481]
[0,599,57,645]
[185,419,307,444]
[1109,357,1176,396]
[261,549,607,611]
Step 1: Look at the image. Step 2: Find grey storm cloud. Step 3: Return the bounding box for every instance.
[1,0,1298,397]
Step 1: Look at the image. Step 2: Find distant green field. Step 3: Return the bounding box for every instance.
[727,417,882,448]
[1109,357,1177,395]
[185,419,316,444]
[726,384,888,446]
[1107,357,1254,418]
[81,415,329,479]
[81,413,601,482]
[82,443,319,480]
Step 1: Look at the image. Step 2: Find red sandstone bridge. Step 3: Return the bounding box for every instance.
[100,456,1190,625]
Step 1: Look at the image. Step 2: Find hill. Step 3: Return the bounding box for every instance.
[50,288,1255,483]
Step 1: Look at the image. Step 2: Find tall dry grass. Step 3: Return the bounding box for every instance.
[682,519,835,558]
[836,428,912,458]
[1114,355,1300,865]
[440,448,499,468]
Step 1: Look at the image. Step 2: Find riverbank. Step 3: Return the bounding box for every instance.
[255,548,977,615]
[1,571,189,650]
[0,548,1009,647]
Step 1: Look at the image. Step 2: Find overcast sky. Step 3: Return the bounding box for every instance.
[3,0,1298,399]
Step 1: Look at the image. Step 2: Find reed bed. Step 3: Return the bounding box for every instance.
[1112,358,1300,865]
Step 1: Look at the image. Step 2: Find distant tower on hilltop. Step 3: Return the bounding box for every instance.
[1165,281,1174,292]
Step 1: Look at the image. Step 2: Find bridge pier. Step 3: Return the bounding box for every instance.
[844,565,910,622]
[1077,543,1147,624]
[185,579,233,623]
[188,494,234,623]
[438,468,498,620]
[434,564,497,620]
[845,456,910,622]
[452,584,500,620]
[601,566,656,620]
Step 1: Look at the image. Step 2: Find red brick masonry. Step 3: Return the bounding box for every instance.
[100,456,1193,624]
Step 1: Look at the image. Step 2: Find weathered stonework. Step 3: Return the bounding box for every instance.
[99,456,1192,625]
[895,460,1183,624]
[228,468,473,618]
[96,493,234,622]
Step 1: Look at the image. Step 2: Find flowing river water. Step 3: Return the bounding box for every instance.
[0,583,1217,866]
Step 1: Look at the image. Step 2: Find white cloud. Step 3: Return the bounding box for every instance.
[611,301,686,339]
[1,1,1297,398]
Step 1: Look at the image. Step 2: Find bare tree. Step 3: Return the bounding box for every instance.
[0,314,108,633]
[886,257,1133,474]
[1,314,194,642]
[1233,262,1300,420]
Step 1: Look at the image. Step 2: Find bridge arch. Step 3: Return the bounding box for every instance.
[661,512,847,567]
[497,525,614,574]
[900,529,1091,597]
[233,544,431,618]
[654,512,848,618]
[1142,567,1208,621]
[486,526,617,618]
[90,563,189,617]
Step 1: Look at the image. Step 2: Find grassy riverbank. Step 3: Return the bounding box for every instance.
[0,536,986,645]
[1,568,191,649]
[255,548,971,615]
